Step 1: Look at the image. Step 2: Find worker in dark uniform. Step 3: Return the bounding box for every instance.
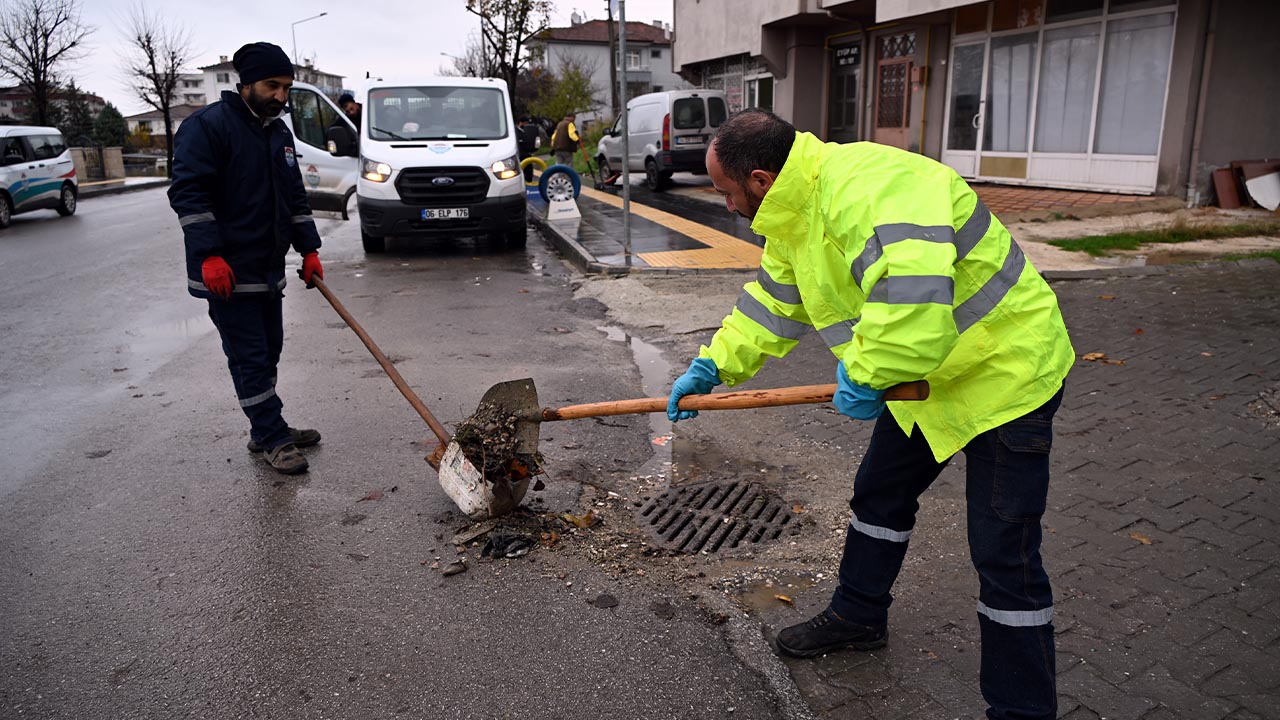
[168,41,324,475]
[517,115,540,183]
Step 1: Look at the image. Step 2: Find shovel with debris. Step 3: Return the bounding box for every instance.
[439,377,930,518]
[311,278,529,519]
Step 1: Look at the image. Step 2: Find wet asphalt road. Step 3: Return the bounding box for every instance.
[0,189,790,719]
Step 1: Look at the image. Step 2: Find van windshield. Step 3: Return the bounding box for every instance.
[367,86,508,141]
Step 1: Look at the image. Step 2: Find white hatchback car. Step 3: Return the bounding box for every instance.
[0,125,77,227]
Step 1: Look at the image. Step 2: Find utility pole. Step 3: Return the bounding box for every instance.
[290,12,328,66]
[618,0,631,264]
[606,1,619,118]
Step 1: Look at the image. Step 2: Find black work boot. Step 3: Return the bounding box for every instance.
[248,428,321,453]
[775,609,888,658]
[262,443,309,475]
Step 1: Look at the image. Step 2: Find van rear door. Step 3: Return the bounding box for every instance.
[288,86,357,214]
[670,96,710,149]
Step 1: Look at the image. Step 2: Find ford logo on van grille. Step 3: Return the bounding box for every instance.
[432,176,456,187]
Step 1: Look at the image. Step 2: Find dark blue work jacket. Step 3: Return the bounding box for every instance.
[169,90,322,299]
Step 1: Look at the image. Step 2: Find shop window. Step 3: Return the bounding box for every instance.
[745,76,773,112]
[955,4,988,35]
[1035,22,1101,152]
[1094,12,1174,154]
[1045,0,1103,22]
[984,32,1038,152]
[1108,0,1175,11]
[992,0,1044,31]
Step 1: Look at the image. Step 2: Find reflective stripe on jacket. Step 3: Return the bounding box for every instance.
[700,133,1075,461]
[169,90,322,300]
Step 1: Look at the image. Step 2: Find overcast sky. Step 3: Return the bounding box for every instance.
[73,0,674,116]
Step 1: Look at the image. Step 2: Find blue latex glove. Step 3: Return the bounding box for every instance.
[834,362,886,420]
[667,357,722,422]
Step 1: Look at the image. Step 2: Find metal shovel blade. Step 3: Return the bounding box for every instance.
[435,378,539,520]
[478,378,542,454]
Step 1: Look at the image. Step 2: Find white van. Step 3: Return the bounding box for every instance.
[327,76,526,253]
[0,125,77,228]
[596,89,729,191]
[284,81,358,218]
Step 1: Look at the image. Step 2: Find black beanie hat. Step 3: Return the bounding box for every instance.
[232,42,294,85]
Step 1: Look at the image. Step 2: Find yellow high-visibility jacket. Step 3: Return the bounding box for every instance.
[700,133,1075,461]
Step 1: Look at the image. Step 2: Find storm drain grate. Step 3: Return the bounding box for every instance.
[636,481,797,554]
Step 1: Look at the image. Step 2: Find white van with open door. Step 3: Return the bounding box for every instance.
[284,81,358,218]
[326,76,526,253]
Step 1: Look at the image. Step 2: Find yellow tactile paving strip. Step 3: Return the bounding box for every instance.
[578,184,763,269]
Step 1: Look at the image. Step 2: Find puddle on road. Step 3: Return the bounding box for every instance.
[733,572,819,613]
[597,325,674,485]
[124,317,213,360]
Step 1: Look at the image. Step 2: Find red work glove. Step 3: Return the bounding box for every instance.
[300,252,323,288]
[201,256,235,299]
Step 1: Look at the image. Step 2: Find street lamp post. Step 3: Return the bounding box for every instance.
[291,12,328,66]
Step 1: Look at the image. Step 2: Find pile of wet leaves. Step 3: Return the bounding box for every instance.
[451,400,545,484]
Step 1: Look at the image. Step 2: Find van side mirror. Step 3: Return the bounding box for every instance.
[326,125,358,158]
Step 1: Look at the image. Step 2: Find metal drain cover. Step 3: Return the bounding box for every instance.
[636,481,797,553]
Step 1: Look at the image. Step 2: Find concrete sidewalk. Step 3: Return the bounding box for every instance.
[78,177,168,198]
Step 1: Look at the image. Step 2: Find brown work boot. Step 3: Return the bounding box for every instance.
[262,443,309,475]
[247,428,321,453]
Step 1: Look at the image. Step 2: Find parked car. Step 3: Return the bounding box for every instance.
[327,76,527,253]
[0,125,77,228]
[284,81,358,218]
[596,89,729,191]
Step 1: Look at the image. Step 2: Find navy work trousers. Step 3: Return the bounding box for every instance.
[206,292,291,452]
[830,386,1064,720]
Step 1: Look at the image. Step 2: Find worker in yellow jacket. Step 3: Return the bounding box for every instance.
[666,109,1073,720]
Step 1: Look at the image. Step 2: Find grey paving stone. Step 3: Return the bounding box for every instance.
[1058,662,1159,719]
[1120,663,1237,719]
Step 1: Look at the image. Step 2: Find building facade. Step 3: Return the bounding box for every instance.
[530,13,690,125]
[0,87,107,127]
[192,56,345,105]
[673,0,1280,201]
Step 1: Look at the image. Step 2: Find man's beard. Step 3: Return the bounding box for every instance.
[245,87,284,117]
[736,187,764,220]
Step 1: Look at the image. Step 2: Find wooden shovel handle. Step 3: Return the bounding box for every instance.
[312,278,453,446]
[541,380,929,421]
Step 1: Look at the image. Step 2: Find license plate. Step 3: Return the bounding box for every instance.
[674,135,705,145]
[421,208,469,220]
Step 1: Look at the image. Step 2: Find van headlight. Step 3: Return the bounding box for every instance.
[490,155,520,180]
[362,157,392,183]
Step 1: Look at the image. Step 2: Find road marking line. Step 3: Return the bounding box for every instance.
[578,184,762,269]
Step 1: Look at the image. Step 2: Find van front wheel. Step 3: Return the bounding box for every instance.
[361,231,386,253]
[56,183,77,216]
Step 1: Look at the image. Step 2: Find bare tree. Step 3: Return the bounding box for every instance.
[120,3,193,178]
[0,0,93,126]
[464,0,552,96]
[441,32,491,78]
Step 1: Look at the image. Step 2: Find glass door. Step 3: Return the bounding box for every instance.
[981,31,1039,180]
[943,42,987,177]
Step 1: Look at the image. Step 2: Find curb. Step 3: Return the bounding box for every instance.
[79,179,169,199]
